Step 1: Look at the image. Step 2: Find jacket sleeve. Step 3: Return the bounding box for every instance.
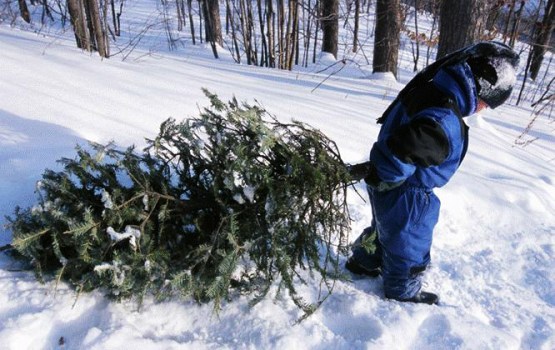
[386,117,449,167]
[369,116,450,187]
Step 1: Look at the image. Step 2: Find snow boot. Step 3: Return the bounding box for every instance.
[345,257,381,277]
[387,291,439,305]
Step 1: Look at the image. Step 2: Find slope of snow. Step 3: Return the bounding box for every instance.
[1,15,554,350]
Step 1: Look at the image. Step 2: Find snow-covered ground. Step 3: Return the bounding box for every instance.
[1,4,554,349]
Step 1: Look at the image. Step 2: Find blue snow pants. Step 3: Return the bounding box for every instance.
[352,182,441,300]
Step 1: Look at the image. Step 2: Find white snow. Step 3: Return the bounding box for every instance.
[1,4,555,350]
[492,57,517,91]
[100,189,114,210]
[477,57,518,101]
[106,226,141,251]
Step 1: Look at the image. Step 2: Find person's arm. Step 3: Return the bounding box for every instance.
[368,117,449,191]
[386,117,449,167]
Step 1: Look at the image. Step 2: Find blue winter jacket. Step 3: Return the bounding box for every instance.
[369,63,479,189]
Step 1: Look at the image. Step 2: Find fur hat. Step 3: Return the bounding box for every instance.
[466,46,519,109]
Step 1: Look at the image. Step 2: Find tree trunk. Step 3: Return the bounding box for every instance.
[530,0,555,80]
[321,0,339,58]
[202,0,223,46]
[503,0,516,43]
[67,0,91,51]
[266,0,275,67]
[86,0,108,58]
[278,0,285,68]
[437,0,487,59]
[302,0,312,66]
[40,0,54,24]
[285,0,298,69]
[373,0,401,77]
[226,0,241,63]
[412,0,420,72]
[353,0,360,52]
[426,0,440,66]
[239,0,252,64]
[246,0,258,64]
[486,0,504,32]
[176,0,186,31]
[101,0,110,56]
[187,0,196,45]
[312,1,319,64]
[509,1,525,48]
[517,0,545,105]
[257,0,267,66]
[110,0,121,37]
[18,0,31,23]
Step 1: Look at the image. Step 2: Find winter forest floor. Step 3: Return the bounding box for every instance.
[1,2,555,349]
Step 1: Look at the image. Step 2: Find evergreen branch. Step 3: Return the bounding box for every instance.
[12,228,50,250]
[0,244,13,252]
[63,220,100,235]
[53,264,67,297]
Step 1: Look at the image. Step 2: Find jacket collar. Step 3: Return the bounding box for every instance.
[433,62,478,116]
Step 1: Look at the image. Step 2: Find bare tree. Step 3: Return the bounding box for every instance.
[411,0,420,71]
[436,0,488,59]
[202,0,223,58]
[300,0,315,66]
[502,0,517,43]
[425,0,440,66]
[18,0,31,23]
[517,1,545,106]
[39,0,54,24]
[203,0,221,41]
[225,0,241,62]
[110,0,123,37]
[176,0,186,31]
[486,0,504,32]
[508,1,525,47]
[373,0,401,77]
[321,0,339,58]
[86,0,108,57]
[352,0,360,52]
[66,0,109,57]
[67,0,91,51]
[530,0,555,80]
[266,0,276,67]
[312,0,320,64]
[188,0,196,45]
[257,0,267,66]
[284,0,299,69]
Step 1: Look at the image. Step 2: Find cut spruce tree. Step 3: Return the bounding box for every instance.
[7,90,354,319]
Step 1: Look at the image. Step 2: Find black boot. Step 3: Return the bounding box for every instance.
[387,291,439,305]
[345,257,381,277]
[346,226,382,277]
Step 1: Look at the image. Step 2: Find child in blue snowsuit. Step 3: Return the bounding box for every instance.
[347,42,520,304]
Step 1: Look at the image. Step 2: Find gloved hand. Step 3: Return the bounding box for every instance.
[346,161,373,182]
[347,161,404,191]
